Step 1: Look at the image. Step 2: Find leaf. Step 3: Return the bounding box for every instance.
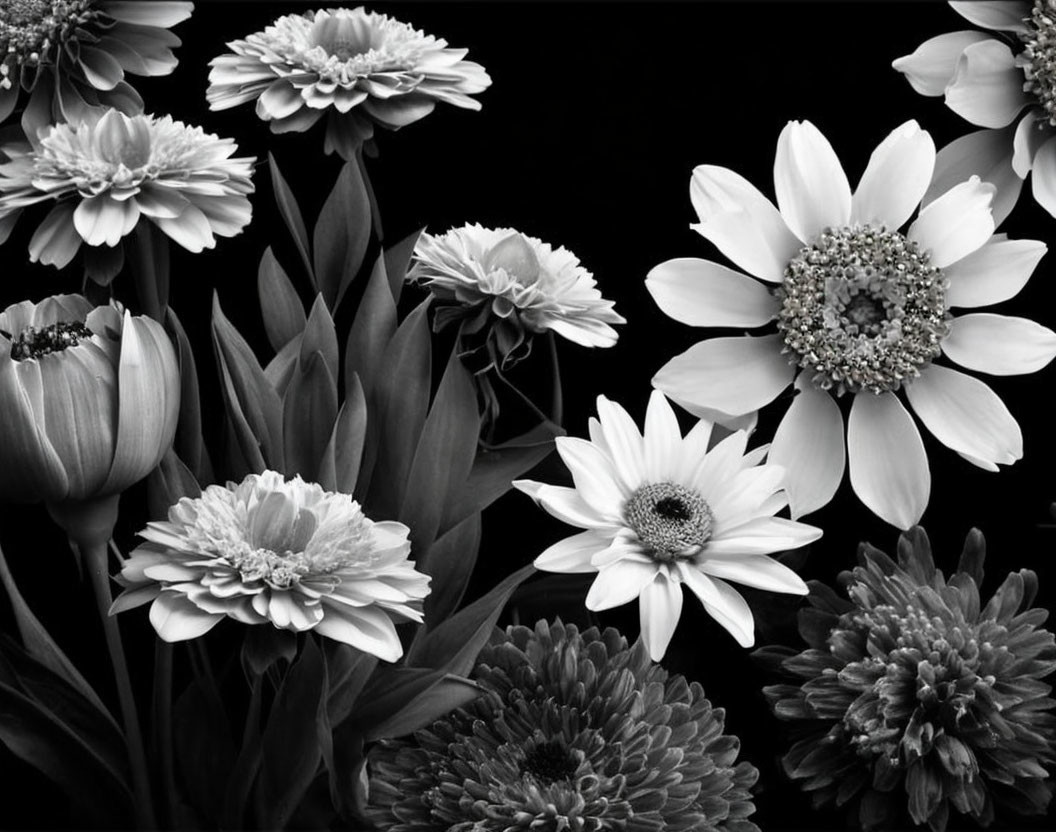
[418,513,482,623]
[258,247,306,353]
[174,674,237,823]
[344,254,396,399]
[352,667,483,742]
[222,674,263,830]
[283,352,338,482]
[313,159,371,311]
[322,642,377,728]
[146,448,202,521]
[166,308,212,484]
[300,295,339,385]
[263,333,301,399]
[383,226,423,304]
[268,152,314,286]
[318,378,368,495]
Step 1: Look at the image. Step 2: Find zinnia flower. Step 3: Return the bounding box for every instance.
[756,527,1056,831]
[648,119,1056,529]
[111,470,430,661]
[514,390,822,659]
[0,1,192,137]
[410,224,625,370]
[0,108,255,273]
[206,6,490,159]
[893,0,1056,221]
[365,619,760,831]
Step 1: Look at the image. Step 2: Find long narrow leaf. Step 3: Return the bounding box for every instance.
[166,308,212,483]
[417,513,482,623]
[313,160,371,310]
[344,254,396,399]
[268,152,315,286]
[283,352,338,482]
[382,226,423,304]
[258,247,306,353]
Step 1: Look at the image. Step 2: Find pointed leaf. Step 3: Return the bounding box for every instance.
[268,152,314,286]
[146,448,201,521]
[323,642,378,728]
[319,378,368,495]
[175,674,237,823]
[344,254,396,398]
[383,226,423,304]
[166,308,212,483]
[258,247,306,353]
[364,675,482,741]
[300,295,339,385]
[263,334,301,399]
[418,513,482,623]
[313,160,371,310]
[283,352,338,481]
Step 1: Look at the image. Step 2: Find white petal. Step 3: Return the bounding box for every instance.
[1012,110,1046,177]
[909,176,995,268]
[690,430,749,503]
[847,391,930,529]
[554,437,627,516]
[706,516,823,556]
[639,573,683,661]
[945,40,1032,128]
[149,592,223,642]
[699,554,809,595]
[645,258,777,328]
[945,235,1046,307]
[678,568,755,648]
[534,530,611,574]
[513,481,612,529]
[773,120,852,243]
[653,334,794,418]
[590,539,652,569]
[676,417,714,485]
[851,120,936,228]
[666,394,759,435]
[924,128,1022,227]
[595,396,645,491]
[942,314,1056,375]
[949,1,1032,33]
[706,464,787,531]
[1030,135,1056,218]
[643,390,682,481]
[314,606,402,661]
[904,364,1022,467]
[585,561,657,611]
[689,164,802,282]
[768,375,846,519]
[892,31,992,95]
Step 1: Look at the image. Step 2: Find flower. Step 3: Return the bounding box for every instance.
[648,119,1056,529]
[206,6,490,159]
[410,223,625,370]
[513,390,821,659]
[0,108,255,272]
[0,1,193,138]
[365,619,760,831]
[756,527,1056,832]
[110,470,431,661]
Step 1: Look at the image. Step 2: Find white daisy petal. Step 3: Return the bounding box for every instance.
[534,530,612,574]
[773,120,852,243]
[892,31,992,96]
[945,235,1046,307]
[909,176,995,268]
[646,258,777,328]
[596,396,646,491]
[555,437,627,516]
[639,573,683,661]
[923,128,1021,227]
[681,570,755,648]
[949,1,1032,33]
[691,430,750,502]
[1030,135,1056,218]
[643,390,683,482]
[513,482,612,529]
[851,120,936,229]
[676,418,714,485]
[585,561,658,611]
[945,40,1033,128]
[699,554,808,595]
[590,539,652,569]
[942,313,1056,375]
[706,516,823,556]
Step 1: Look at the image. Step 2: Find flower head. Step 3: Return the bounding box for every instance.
[0,108,255,270]
[111,470,430,661]
[648,119,1056,529]
[206,6,490,159]
[514,391,821,659]
[366,619,760,831]
[757,527,1056,831]
[411,224,625,370]
[0,1,192,137]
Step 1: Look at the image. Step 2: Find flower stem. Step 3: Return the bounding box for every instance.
[152,639,176,829]
[547,332,563,427]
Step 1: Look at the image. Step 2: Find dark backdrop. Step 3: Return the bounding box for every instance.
[2,2,1056,830]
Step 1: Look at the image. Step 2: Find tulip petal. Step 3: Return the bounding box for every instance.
[0,354,69,502]
[949,1,1032,33]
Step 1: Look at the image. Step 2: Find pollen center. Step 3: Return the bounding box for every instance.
[624,482,713,563]
[0,0,92,79]
[521,740,580,784]
[10,320,92,359]
[775,224,950,396]
[1022,0,1056,126]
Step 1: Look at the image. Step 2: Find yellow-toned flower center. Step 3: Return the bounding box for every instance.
[9,320,91,359]
[0,0,92,79]
[1023,0,1056,126]
[625,482,713,563]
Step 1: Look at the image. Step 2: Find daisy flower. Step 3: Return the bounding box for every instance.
[206,6,490,159]
[0,1,192,137]
[893,0,1056,221]
[648,119,1056,529]
[514,390,822,659]
[110,470,430,662]
[0,107,255,271]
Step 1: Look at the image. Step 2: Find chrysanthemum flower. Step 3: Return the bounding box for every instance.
[648,119,1056,529]
[366,619,760,831]
[514,391,821,659]
[0,108,255,272]
[0,1,192,137]
[110,470,430,661]
[206,6,490,159]
[756,527,1056,832]
[410,223,625,369]
[893,1,1056,221]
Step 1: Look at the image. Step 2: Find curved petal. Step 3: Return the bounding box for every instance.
[1030,135,1056,218]
[639,573,683,661]
[946,40,1033,128]
[904,364,1022,467]
[679,568,755,648]
[949,1,1032,33]
[554,436,627,516]
[942,314,1056,375]
[595,396,645,491]
[534,530,611,574]
[512,481,612,530]
[28,203,83,269]
[847,391,930,529]
[103,1,194,27]
[774,120,852,243]
[652,334,794,418]
[585,561,657,611]
[314,605,403,661]
[643,390,682,482]
[892,31,992,96]
[923,128,1021,227]
[646,258,777,328]
[0,354,69,502]
[851,120,936,228]
[699,554,809,595]
[909,176,995,268]
[945,235,1046,307]
[1012,110,1046,178]
[706,516,823,556]
[149,592,224,642]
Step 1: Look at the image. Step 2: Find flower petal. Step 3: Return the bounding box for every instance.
[1030,135,1056,218]
[104,1,194,27]
[314,605,403,661]
[851,120,935,229]
[645,258,777,328]
[1012,110,1046,177]
[513,481,614,530]
[924,127,1021,227]
[942,313,1056,375]
[891,31,992,96]
[699,554,808,595]
[585,561,657,611]
[945,40,1032,128]
[643,390,682,482]
[28,203,83,269]
[639,572,683,661]
[534,530,611,574]
[706,516,823,556]
[678,568,755,647]
[773,120,852,243]
[949,1,1032,33]
[909,176,995,268]
[149,592,223,642]
[0,354,69,502]
[595,395,645,491]
[554,436,626,516]
[945,235,1046,307]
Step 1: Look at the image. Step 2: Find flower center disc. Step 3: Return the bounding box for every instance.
[625,482,713,563]
[9,320,91,359]
[776,224,949,395]
[1023,0,1056,126]
[521,740,580,784]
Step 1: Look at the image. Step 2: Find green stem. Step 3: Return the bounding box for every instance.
[547,332,563,427]
[153,640,175,829]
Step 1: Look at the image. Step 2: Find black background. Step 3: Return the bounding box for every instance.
[3,2,1056,830]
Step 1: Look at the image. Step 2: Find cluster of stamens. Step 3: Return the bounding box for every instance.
[0,0,93,87]
[624,482,713,563]
[1022,0,1056,126]
[9,320,92,359]
[776,224,949,396]
[221,540,313,589]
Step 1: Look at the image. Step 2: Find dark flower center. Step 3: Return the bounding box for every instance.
[10,321,92,359]
[0,0,92,73]
[1022,0,1056,126]
[521,740,579,784]
[625,482,713,563]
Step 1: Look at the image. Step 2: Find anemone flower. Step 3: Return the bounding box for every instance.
[648,119,1056,529]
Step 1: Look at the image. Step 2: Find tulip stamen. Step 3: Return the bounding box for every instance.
[10,320,92,359]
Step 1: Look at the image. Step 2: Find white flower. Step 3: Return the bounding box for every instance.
[892,0,1056,221]
[206,6,490,158]
[111,470,430,662]
[514,391,821,660]
[647,119,1056,529]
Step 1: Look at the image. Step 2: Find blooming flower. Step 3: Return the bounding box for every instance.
[514,390,821,659]
[410,223,625,370]
[0,108,255,271]
[366,619,760,831]
[756,527,1056,832]
[206,6,490,159]
[648,119,1056,529]
[0,1,192,138]
[111,470,430,661]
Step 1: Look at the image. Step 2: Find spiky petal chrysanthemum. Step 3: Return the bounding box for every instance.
[366,619,760,831]
[206,6,490,159]
[110,470,430,662]
[755,527,1056,832]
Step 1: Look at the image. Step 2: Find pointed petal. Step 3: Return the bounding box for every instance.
[892,31,991,95]
[923,128,1021,228]
[534,530,611,574]
[679,568,755,647]
[852,120,936,228]
[555,436,627,515]
[909,176,995,268]
[945,40,1032,128]
[945,236,1046,307]
[639,573,683,661]
[643,390,682,482]
[314,605,403,661]
[942,313,1056,375]
[706,516,823,556]
[646,258,777,328]
[513,481,613,530]
[699,554,809,595]
[585,561,657,611]
[595,395,645,491]
[774,120,852,243]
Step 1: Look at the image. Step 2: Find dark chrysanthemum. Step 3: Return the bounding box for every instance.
[366,619,760,831]
[756,527,1056,832]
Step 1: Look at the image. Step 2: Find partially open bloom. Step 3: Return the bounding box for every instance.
[366,619,760,831]
[0,108,255,273]
[514,391,821,659]
[206,6,490,159]
[756,527,1056,831]
[649,119,1056,529]
[410,224,625,370]
[0,293,179,506]
[111,470,430,661]
[893,1,1056,220]
[0,1,192,137]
